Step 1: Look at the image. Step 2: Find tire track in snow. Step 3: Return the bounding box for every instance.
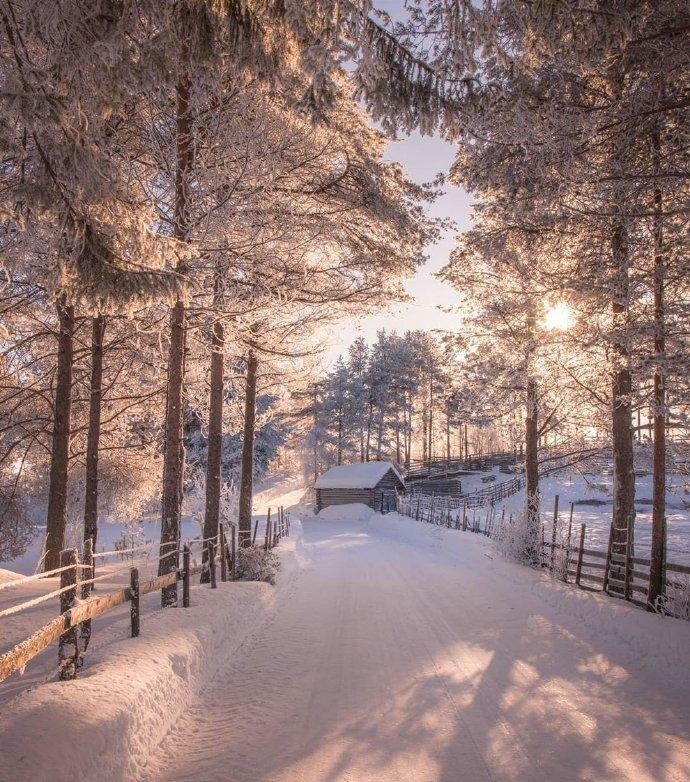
[142,522,495,782]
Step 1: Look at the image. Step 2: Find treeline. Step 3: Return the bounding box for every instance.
[301,331,508,479]
[0,2,442,598]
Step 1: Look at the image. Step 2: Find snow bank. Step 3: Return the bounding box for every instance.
[0,528,304,782]
[316,503,375,523]
[369,512,690,683]
[0,567,22,584]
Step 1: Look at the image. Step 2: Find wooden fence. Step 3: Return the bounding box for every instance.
[395,493,690,620]
[405,474,524,511]
[538,503,690,616]
[0,508,291,685]
[405,450,518,481]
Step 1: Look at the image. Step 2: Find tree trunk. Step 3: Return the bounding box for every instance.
[428,374,434,460]
[376,409,384,459]
[610,221,636,595]
[422,405,428,463]
[238,349,258,546]
[201,310,224,582]
[312,385,320,484]
[365,396,373,461]
[524,307,540,564]
[337,405,343,465]
[445,401,451,463]
[649,130,666,609]
[404,389,412,470]
[83,315,105,558]
[159,66,194,606]
[44,299,75,571]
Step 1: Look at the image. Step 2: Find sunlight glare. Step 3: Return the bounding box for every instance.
[543,302,574,331]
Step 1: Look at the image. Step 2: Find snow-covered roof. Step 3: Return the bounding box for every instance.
[314,461,404,490]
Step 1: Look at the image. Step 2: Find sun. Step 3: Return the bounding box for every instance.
[543,301,574,331]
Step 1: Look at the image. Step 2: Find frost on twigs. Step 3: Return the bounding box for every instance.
[654,576,690,621]
[493,504,542,570]
[234,547,280,585]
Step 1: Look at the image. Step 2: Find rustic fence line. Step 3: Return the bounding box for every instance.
[0,507,291,685]
[395,493,689,620]
[405,450,518,481]
[405,474,525,512]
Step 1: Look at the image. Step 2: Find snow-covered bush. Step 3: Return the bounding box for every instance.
[655,576,690,621]
[493,507,542,569]
[234,547,280,585]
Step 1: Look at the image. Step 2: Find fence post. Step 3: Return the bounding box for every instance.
[130,567,140,637]
[564,503,574,583]
[462,505,467,532]
[219,523,227,582]
[624,528,633,601]
[264,509,271,551]
[207,541,217,588]
[603,520,615,593]
[58,548,79,680]
[231,524,237,581]
[252,518,259,546]
[550,494,559,572]
[183,545,190,607]
[80,537,94,654]
[575,524,586,586]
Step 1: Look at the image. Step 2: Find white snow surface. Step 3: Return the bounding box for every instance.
[314,460,404,489]
[2,503,689,782]
[316,502,375,522]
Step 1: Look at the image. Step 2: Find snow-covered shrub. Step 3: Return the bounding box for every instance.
[493,507,542,568]
[234,547,280,585]
[113,527,150,560]
[655,576,690,621]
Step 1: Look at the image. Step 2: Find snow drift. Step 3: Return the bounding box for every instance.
[0,524,304,782]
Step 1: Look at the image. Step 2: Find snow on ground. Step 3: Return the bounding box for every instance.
[252,470,312,516]
[0,522,305,781]
[0,473,306,705]
[138,507,688,782]
[2,491,689,782]
[451,466,690,564]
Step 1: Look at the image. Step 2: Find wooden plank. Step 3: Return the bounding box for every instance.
[139,571,178,596]
[579,561,607,570]
[69,587,130,625]
[581,547,608,560]
[0,615,68,683]
[580,572,605,585]
[666,562,690,576]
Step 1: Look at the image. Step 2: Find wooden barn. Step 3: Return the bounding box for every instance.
[314,461,405,513]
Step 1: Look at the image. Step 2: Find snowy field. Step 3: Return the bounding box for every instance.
[452,467,690,565]
[2,497,689,782]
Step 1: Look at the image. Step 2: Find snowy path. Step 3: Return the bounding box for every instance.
[143,515,689,782]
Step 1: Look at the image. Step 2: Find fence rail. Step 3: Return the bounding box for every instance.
[405,450,518,481]
[406,474,524,510]
[395,494,689,620]
[0,508,292,685]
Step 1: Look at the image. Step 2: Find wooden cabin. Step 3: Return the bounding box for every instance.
[314,461,405,513]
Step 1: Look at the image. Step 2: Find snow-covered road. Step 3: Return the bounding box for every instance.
[143,512,690,782]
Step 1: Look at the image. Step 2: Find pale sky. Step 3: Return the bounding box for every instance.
[323,131,474,365]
